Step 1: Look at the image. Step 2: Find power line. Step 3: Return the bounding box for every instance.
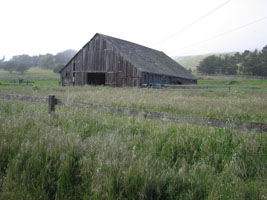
[154,0,233,47]
[170,16,267,54]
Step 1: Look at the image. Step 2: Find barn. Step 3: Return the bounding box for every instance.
[59,33,197,87]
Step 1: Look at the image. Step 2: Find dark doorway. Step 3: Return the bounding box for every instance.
[87,73,106,85]
[176,80,183,85]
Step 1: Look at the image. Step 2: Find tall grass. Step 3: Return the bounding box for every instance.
[1,85,267,123]
[0,101,266,199]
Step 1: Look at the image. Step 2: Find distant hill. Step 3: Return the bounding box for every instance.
[174,52,236,72]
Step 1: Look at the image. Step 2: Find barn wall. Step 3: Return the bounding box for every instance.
[60,61,73,86]
[83,35,141,87]
[60,50,84,86]
[141,72,197,85]
[61,35,141,87]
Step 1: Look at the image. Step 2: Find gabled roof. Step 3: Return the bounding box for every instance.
[98,34,196,80]
[60,33,197,80]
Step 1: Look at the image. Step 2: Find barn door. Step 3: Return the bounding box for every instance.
[116,71,122,87]
[106,72,115,87]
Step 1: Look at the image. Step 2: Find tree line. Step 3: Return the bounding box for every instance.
[0,49,77,74]
[196,45,267,76]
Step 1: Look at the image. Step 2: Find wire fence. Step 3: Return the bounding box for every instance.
[143,83,267,93]
[196,73,267,80]
[1,93,266,133]
[0,79,35,86]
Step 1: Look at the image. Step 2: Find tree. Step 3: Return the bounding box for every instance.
[0,56,5,68]
[53,64,65,73]
[241,50,262,75]
[259,45,267,76]
[220,55,237,75]
[196,48,267,76]
[38,50,76,70]
[1,61,18,74]
[37,54,56,69]
[187,68,192,74]
[197,55,221,74]
[11,54,37,68]
[54,49,76,64]
[15,62,30,74]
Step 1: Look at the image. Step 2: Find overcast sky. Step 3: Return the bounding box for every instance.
[1,0,267,59]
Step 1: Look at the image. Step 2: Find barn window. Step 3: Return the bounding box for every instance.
[73,72,75,77]
[73,62,76,71]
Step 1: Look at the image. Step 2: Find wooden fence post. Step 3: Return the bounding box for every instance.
[49,94,56,113]
[18,79,24,85]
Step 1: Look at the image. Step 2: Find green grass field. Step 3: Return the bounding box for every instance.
[0,67,60,86]
[0,68,267,199]
[198,76,267,86]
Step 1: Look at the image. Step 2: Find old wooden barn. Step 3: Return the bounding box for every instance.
[59,33,197,87]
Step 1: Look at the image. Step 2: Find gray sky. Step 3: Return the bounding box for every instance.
[1,0,267,59]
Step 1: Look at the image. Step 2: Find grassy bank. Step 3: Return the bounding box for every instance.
[0,100,266,199]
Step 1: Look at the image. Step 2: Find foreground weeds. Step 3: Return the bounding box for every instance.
[0,101,266,199]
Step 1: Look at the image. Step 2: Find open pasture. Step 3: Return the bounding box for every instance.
[0,70,267,199]
[0,68,60,86]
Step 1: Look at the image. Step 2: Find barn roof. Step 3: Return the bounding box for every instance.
[60,33,197,80]
[97,34,196,80]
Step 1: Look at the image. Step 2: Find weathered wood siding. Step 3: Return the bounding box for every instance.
[141,72,197,85]
[61,35,141,87]
[60,34,196,87]
[60,61,73,86]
